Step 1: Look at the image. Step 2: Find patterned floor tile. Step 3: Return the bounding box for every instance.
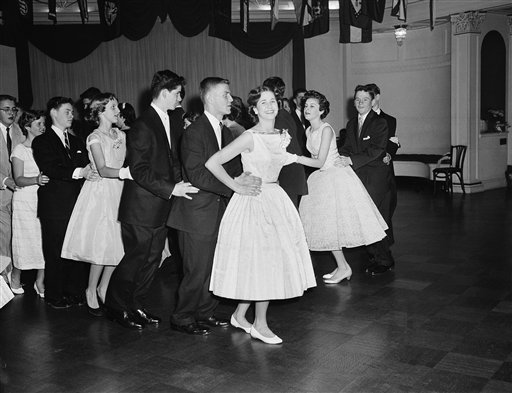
[434,353,503,379]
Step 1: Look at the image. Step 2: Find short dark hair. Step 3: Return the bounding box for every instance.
[292,88,307,100]
[47,96,74,113]
[0,95,17,104]
[199,77,230,103]
[366,83,380,95]
[247,85,274,124]
[151,70,186,100]
[119,102,136,127]
[79,87,101,101]
[85,93,117,126]
[19,109,45,136]
[262,76,285,100]
[303,90,330,119]
[182,111,201,125]
[354,85,376,100]
[226,96,244,122]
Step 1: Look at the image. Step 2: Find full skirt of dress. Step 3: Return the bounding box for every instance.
[12,187,45,270]
[61,178,124,265]
[299,166,388,251]
[210,183,316,301]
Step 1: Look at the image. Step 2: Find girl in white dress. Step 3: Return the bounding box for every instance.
[10,110,49,297]
[206,87,316,345]
[61,93,127,315]
[297,91,388,284]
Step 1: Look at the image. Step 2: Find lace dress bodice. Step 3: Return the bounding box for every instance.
[306,123,339,170]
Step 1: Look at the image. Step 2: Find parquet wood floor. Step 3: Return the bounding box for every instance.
[1,183,511,393]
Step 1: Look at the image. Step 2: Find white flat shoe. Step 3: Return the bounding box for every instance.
[34,282,45,299]
[322,268,338,280]
[11,284,24,295]
[250,326,282,345]
[323,268,352,284]
[230,314,251,333]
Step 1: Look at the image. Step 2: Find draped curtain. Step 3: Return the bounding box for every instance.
[1,0,303,107]
[29,20,293,113]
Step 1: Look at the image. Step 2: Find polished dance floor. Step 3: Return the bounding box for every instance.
[1,182,511,393]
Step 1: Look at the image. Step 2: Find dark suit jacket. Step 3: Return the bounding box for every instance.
[168,114,242,236]
[118,106,182,228]
[169,106,185,152]
[32,128,89,220]
[275,109,308,195]
[379,110,399,158]
[340,110,390,207]
[290,110,308,156]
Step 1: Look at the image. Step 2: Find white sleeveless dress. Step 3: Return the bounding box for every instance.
[209,130,317,301]
[61,129,126,265]
[299,123,388,250]
[11,144,45,270]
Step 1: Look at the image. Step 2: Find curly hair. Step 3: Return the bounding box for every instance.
[19,109,45,136]
[85,93,117,126]
[303,90,330,119]
[247,85,274,124]
[118,102,136,127]
[262,76,285,100]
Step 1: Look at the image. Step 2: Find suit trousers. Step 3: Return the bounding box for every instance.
[40,218,88,302]
[356,167,394,266]
[106,222,167,312]
[171,230,219,326]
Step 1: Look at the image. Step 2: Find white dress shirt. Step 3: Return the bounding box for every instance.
[151,102,171,147]
[204,110,222,148]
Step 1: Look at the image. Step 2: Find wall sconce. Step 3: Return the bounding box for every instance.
[394,25,407,46]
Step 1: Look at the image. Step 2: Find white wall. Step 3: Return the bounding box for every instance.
[305,21,452,155]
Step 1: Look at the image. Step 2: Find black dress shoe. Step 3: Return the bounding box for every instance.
[65,295,86,307]
[107,309,144,330]
[197,316,229,328]
[87,305,105,317]
[170,322,210,335]
[46,298,72,309]
[132,309,161,325]
[366,263,395,276]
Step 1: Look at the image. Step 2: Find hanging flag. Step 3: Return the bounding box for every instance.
[292,0,304,24]
[77,0,89,24]
[303,0,329,38]
[270,0,280,30]
[240,0,249,33]
[368,0,386,23]
[391,0,407,22]
[209,0,231,40]
[48,0,56,23]
[18,0,33,26]
[339,0,373,43]
[430,0,436,30]
[98,0,121,38]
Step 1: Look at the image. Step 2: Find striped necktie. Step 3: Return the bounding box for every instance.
[358,117,364,138]
[63,130,71,156]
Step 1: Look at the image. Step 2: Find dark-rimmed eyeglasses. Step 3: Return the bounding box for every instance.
[0,107,19,114]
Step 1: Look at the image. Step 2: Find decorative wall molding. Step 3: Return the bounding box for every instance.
[450,11,486,35]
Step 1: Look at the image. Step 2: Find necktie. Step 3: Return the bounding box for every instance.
[6,126,12,155]
[63,130,71,156]
[358,117,364,138]
[219,122,224,148]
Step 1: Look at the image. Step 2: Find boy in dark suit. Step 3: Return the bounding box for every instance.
[106,70,198,329]
[168,77,261,335]
[32,97,97,308]
[339,85,394,275]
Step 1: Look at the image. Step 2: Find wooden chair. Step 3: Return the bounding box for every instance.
[433,145,467,195]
